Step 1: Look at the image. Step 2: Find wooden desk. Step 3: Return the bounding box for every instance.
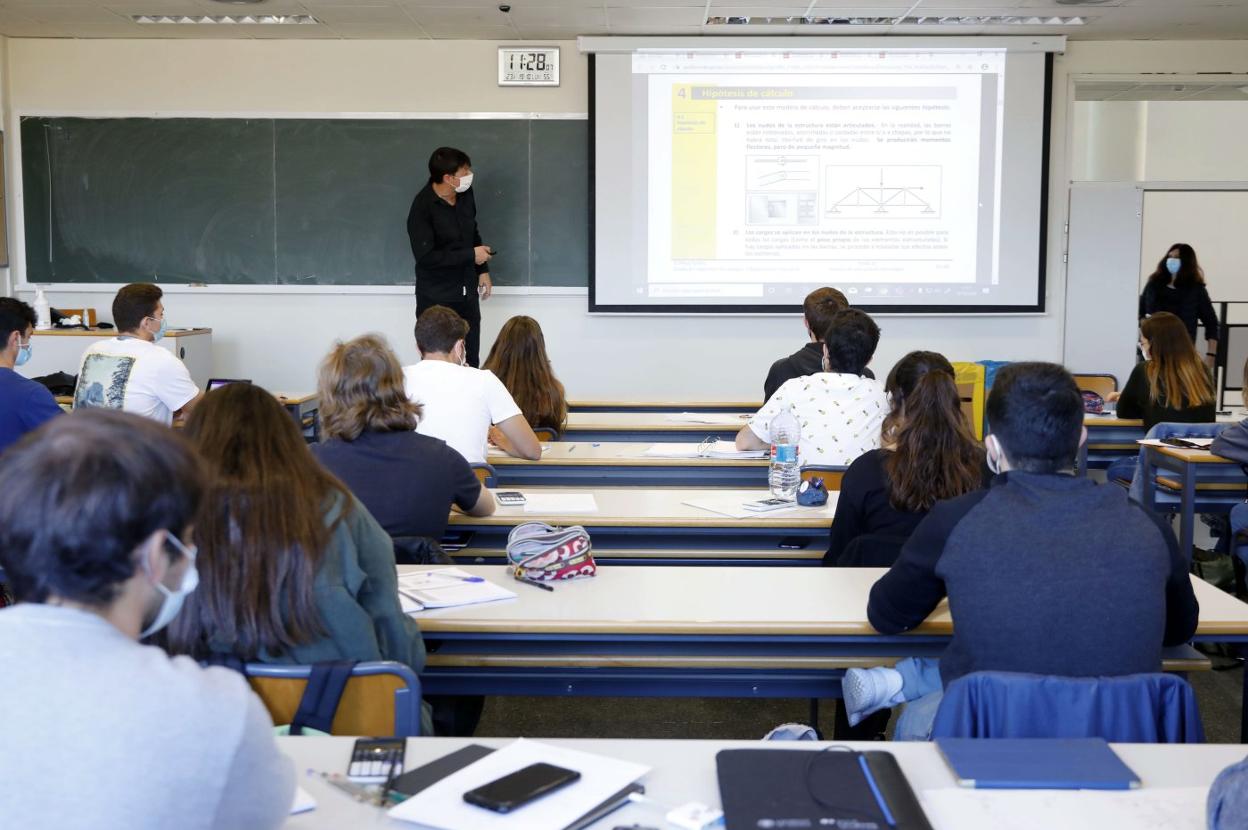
[276,393,321,442]
[569,400,759,413]
[406,565,1248,735]
[281,736,1248,828]
[1141,444,1248,555]
[487,442,769,487]
[447,487,835,558]
[19,327,213,388]
[562,411,749,442]
[1079,411,1245,473]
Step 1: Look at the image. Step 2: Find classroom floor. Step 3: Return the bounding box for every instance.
[473,662,1246,743]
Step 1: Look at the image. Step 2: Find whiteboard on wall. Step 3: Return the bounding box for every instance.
[1140,190,1248,300]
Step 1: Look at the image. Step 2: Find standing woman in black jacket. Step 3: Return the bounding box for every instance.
[1140,242,1218,369]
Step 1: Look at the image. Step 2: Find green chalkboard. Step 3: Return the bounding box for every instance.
[20,116,589,288]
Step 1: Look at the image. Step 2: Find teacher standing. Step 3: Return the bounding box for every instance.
[1139,242,1218,369]
[407,147,493,367]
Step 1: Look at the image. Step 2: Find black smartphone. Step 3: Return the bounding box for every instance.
[463,762,581,813]
[1161,436,1199,449]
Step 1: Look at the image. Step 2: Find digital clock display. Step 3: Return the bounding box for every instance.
[498,47,560,87]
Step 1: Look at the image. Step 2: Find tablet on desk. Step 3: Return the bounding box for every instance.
[206,378,252,391]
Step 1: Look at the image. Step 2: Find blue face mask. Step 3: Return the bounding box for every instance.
[149,315,168,342]
[14,339,31,367]
[1166,257,1181,276]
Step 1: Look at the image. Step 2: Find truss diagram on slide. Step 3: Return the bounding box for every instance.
[825,165,941,217]
[746,155,817,190]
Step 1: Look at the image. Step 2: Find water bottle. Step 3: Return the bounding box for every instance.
[33,285,52,330]
[768,405,802,498]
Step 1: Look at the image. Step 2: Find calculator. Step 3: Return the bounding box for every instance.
[496,491,527,506]
[348,737,406,784]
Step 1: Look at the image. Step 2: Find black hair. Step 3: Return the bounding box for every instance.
[1146,242,1204,290]
[986,362,1084,474]
[0,297,36,346]
[113,283,163,333]
[821,308,880,375]
[428,147,472,186]
[415,305,470,355]
[0,410,204,606]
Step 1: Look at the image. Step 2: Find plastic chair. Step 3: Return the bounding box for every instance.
[470,462,498,488]
[931,671,1205,743]
[1072,373,1118,398]
[533,426,560,442]
[801,464,847,490]
[242,660,423,737]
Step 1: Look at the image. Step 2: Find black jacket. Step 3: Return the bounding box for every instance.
[406,183,487,302]
[1140,280,1219,344]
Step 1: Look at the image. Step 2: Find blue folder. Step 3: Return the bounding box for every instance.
[935,738,1141,790]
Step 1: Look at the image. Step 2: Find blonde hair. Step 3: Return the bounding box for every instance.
[318,334,420,441]
[1140,313,1215,409]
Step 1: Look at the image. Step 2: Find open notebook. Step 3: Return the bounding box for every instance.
[397,568,517,613]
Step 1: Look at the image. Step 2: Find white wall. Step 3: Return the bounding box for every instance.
[7,38,1248,398]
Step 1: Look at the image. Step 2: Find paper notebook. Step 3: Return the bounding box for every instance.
[935,738,1141,790]
[387,738,649,830]
[397,568,517,612]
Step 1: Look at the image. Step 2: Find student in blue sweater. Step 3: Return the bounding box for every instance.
[0,297,62,454]
[845,362,1200,739]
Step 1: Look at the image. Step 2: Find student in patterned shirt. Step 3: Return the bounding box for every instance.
[736,308,888,468]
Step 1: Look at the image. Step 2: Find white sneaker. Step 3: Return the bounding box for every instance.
[843,667,905,727]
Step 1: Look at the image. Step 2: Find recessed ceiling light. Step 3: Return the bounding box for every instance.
[132,13,319,24]
[705,15,1086,27]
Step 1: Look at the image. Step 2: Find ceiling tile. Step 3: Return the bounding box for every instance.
[299,4,414,24]
[416,23,519,37]
[21,5,129,23]
[326,20,430,36]
[406,5,513,25]
[105,0,210,14]
[608,6,707,25]
[609,23,707,32]
[508,5,607,25]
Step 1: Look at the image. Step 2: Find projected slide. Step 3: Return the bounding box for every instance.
[592,48,1048,312]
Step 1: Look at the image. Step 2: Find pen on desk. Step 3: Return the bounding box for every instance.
[517,576,555,592]
[568,444,577,452]
[308,770,375,804]
[415,573,485,584]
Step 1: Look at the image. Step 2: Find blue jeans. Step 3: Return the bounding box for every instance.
[892,657,944,741]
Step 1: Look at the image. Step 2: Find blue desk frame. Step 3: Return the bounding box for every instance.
[421,632,1240,735]
[492,462,768,488]
[1080,419,1145,472]
[445,523,828,563]
[1141,446,1248,555]
[560,427,742,443]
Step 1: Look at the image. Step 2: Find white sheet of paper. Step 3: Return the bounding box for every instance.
[397,568,517,610]
[522,493,599,513]
[387,738,649,830]
[643,443,703,458]
[921,786,1206,830]
[680,495,801,519]
[664,412,749,425]
[290,786,316,815]
[1137,437,1215,448]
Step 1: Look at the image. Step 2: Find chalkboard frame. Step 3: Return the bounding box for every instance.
[12,110,591,295]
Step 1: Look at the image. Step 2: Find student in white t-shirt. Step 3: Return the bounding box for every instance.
[403,305,541,465]
[737,308,888,468]
[73,283,202,426]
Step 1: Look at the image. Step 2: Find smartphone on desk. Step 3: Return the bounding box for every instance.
[1161,437,1204,449]
[464,762,581,813]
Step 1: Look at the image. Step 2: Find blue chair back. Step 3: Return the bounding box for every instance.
[931,671,1204,743]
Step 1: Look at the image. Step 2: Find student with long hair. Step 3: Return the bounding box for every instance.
[825,351,984,567]
[1110,311,1216,430]
[1140,242,1218,366]
[164,384,427,725]
[313,334,494,541]
[482,315,568,435]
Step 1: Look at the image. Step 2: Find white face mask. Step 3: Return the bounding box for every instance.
[454,172,474,194]
[985,435,1003,476]
[140,532,198,639]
